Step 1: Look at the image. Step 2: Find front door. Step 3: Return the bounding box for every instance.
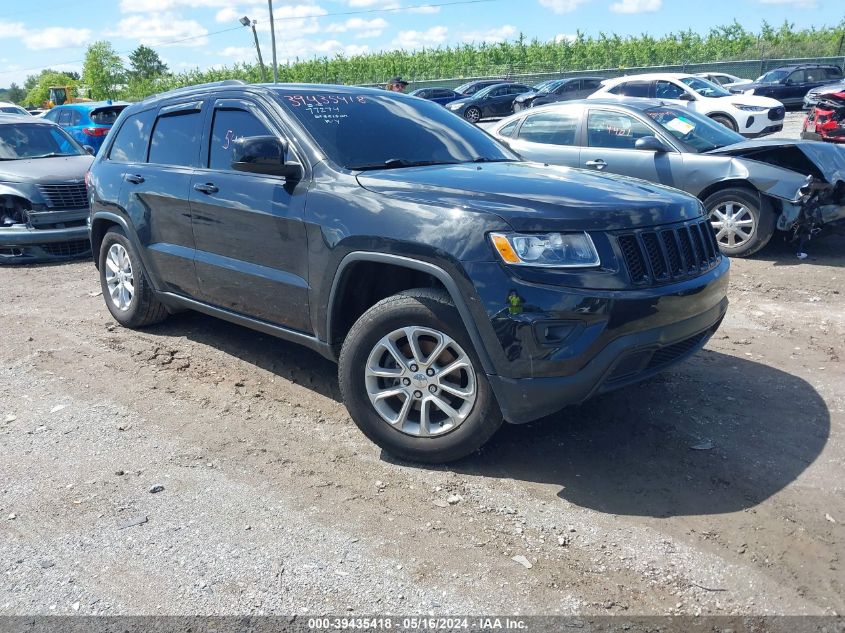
[189,98,310,332]
[581,108,685,189]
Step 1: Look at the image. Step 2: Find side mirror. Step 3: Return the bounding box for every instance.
[635,136,669,152]
[678,92,694,101]
[83,145,95,155]
[231,136,302,180]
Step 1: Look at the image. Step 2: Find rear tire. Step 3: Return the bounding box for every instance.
[339,288,503,463]
[98,227,168,328]
[704,187,776,257]
[709,114,738,132]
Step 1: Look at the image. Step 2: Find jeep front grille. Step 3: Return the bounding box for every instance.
[616,219,721,285]
[37,183,89,210]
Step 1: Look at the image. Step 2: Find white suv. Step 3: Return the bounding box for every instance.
[589,73,785,137]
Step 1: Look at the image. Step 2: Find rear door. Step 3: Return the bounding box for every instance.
[189,97,310,331]
[119,101,204,296]
[506,108,582,167]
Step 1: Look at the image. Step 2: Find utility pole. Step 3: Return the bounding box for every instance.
[240,16,267,82]
[268,0,279,83]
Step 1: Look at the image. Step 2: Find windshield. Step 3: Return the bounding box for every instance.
[645,106,743,152]
[760,69,789,83]
[538,80,566,94]
[680,77,731,98]
[276,89,515,170]
[0,123,86,159]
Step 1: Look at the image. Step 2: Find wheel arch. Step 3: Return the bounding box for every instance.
[90,212,136,270]
[707,111,739,130]
[326,252,495,374]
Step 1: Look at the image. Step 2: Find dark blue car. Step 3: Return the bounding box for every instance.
[42,101,129,153]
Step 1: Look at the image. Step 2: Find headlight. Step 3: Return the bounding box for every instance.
[447,101,465,109]
[744,88,756,95]
[732,103,767,112]
[490,232,600,268]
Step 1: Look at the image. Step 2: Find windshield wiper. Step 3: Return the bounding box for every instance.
[30,153,78,159]
[350,158,458,171]
[467,157,512,163]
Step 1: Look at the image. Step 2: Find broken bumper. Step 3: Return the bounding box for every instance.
[0,225,91,264]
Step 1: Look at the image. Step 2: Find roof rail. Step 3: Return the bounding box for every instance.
[148,79,249,101]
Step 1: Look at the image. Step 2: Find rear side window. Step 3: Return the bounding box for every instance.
[582,79,602,90]
[825,67,843,79]
[109,109,155,163]
[149,109,203,167]
[497,120,519,137]
[57,110,73,126]
[518,112,579,146]
[208,108,273,171]
[609,81,651,97]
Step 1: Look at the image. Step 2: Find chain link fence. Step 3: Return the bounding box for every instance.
[361,55,845,91]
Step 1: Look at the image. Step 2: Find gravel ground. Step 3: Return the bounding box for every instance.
[1,235,843,617]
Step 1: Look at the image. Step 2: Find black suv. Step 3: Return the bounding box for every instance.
[735,64,844,107]
[88,81,729,463]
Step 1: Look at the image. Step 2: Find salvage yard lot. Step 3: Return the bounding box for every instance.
[1,234,843,615]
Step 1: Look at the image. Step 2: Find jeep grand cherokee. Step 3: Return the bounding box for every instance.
[87,81,729,463]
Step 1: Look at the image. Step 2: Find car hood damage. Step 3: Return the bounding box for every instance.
[706,139,845,238]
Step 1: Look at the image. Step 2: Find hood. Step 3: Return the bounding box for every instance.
[356,161,703,232]
[0,155,93,183]
[717,93,782,108]
[706,139,845,187]
[513,91,538,102]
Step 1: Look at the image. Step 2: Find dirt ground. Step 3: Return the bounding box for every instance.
[0,232,842,617]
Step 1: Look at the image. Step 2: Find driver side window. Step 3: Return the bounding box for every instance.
[655,81,685,100]
[209,107,274,171]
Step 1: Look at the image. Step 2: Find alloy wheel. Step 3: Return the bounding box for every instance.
[364,326,477,437]
[104,243,134,311]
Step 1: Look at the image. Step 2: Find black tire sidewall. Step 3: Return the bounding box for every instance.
[339,292,502,463]
[704,187,775,257]
[710,114,737,132]
[98,229,148,326]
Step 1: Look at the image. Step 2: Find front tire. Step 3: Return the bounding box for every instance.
[709,114,738,132]
[704,187,776,257]
[98,227,168,328]
[464,106,482,123]
[339,289,503,463]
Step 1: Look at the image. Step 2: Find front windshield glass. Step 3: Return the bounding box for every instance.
[0,123,86,159]
[760,69,788,83]
[680,77,731,98]
[645,106,744,152]
[276,89,515,170]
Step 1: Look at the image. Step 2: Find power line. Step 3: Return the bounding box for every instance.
[0,0,506,78]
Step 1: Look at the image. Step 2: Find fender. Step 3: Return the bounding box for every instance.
[0,184,31,201]
[327,252,496,375]
[89,211,147,271]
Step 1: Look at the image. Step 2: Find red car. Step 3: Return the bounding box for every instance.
[802,90,845,143]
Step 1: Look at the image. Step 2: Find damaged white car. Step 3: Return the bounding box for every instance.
[0,115,93,264]
[492,99,845,256]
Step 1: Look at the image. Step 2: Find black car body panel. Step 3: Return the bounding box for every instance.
[445,83,532,120]
[734,64,844,107]
[512,77,605,112]
[0,115,93,264]
[88,82,728,424]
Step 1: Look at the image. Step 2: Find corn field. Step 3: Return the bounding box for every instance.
[127,20,845,100]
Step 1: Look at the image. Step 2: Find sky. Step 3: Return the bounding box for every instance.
[0,0,840,87]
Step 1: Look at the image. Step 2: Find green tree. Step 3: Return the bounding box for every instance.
[6,83,26,104]
[82,40,125,100]
[128,45,168,80]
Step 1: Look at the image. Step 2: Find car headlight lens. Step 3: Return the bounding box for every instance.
[732,103,767,112]
[744,88,756,95]
[490,232,600,267]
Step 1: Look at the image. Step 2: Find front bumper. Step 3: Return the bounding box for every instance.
[0,225,91,264]
[742,123,783,138]
[463,256,729,424]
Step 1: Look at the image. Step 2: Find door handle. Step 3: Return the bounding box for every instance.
[585,159,606,170]
[193,183,219,194]
[124,174,144,184]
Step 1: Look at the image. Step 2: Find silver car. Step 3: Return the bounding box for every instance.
[491,99,845,256]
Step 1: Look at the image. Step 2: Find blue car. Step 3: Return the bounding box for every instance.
[408,87,463,106]
[42,101,129,153]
